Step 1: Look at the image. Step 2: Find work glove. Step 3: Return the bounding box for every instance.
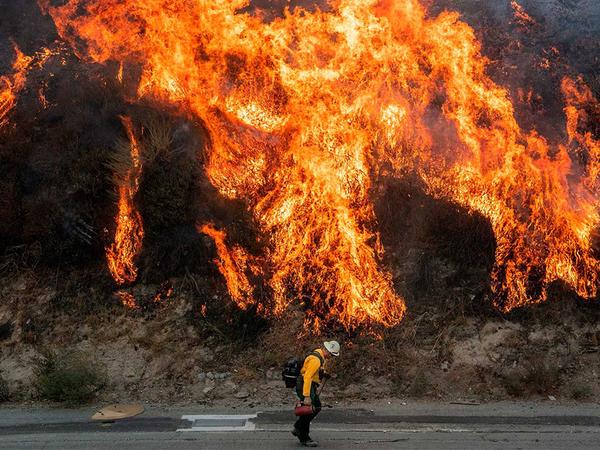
[303,397,312,406]
[321,371,332,380]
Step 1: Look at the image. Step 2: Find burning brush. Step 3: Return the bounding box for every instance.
[1,44,59,128]
[24,0,600,330]
[106,116,144,286]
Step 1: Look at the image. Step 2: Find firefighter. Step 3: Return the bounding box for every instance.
[292,340,340,447]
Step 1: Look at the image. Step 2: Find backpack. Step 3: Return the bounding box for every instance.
[282,351,324,388]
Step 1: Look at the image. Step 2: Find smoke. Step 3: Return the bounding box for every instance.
[0,0,57,56]
[429,1,600,32]
[244,0,330,19]
[430,1,600,71]
[521,0,600,35]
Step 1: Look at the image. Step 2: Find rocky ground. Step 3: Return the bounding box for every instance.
[0,267,598,408]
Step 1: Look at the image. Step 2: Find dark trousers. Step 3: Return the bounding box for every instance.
[294,376,321,442]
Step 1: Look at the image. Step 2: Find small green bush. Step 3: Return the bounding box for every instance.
[34,350,106,406]
[570,384,592,400]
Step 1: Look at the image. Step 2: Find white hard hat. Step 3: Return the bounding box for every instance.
[324,340,340,357]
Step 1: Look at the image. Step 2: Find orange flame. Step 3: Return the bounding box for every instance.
[562,77,600,192]
[0,46,33,128]
[117,62,124,84]
[45,0,599,328]
[1,44,63,127]
[199,224,256,310]
[106,116,144,285]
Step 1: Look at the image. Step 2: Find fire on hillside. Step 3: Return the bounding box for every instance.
[1,0,598,331]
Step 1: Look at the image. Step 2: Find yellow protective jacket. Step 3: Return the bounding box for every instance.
[300,349,325,397]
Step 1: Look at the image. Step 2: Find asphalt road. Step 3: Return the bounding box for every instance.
[0,402,599,449]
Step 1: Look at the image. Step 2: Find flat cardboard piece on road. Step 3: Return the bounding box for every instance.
[92,404,144,421]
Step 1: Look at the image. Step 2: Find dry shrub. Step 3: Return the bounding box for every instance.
[408,368,431,396]
[502,355,561,397]
[254,313,307,367]
[183,271,271,347]
[137,113,200,233]
[523,357,560,394]
[502,370,526,397]
[0,374,9,402]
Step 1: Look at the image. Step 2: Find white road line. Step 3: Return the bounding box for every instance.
[177,414,258,432]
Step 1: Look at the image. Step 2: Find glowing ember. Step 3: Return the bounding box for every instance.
[38,82,49,109]
[106,116,144,285]
[511,1,536,28]
[117,291,139,309]
[153,281,174,304]
[44,0,600,328]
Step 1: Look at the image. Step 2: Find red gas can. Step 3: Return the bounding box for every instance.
[294,403,314,416]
